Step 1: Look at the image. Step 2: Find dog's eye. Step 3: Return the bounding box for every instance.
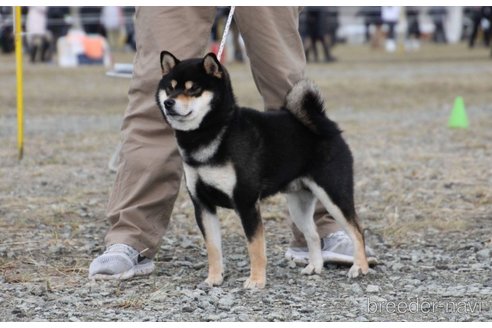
[166,80,177,94]
[189,84,201,93]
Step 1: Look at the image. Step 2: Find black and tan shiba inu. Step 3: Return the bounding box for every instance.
[156,51,369,289]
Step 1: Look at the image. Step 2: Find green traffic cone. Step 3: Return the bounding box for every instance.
[448,96,469,129]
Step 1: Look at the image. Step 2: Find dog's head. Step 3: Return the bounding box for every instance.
[156,51,234,131]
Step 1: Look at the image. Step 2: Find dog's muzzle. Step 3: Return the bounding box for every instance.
[164,99,192,118]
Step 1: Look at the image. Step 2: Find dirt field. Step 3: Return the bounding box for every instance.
[1,43,491,321]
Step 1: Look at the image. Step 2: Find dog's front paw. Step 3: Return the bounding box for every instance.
[204,274,223,287]
[347,263,369,278]
[301,263,323,275]
[243,277,265,289]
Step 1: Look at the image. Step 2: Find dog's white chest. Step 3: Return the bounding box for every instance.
[183,162,237,199]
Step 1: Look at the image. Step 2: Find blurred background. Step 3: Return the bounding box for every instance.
[1,6,491,64]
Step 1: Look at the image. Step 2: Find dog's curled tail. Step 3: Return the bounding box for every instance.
[285,79,342,138]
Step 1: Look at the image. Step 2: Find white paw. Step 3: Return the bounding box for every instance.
[301,263,322,275]
[347,263,369,278]
[204,274,223,287]
[243,277,265,289]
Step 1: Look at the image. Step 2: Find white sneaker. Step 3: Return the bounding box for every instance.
[88,244,155,280]
[285,231,378,266]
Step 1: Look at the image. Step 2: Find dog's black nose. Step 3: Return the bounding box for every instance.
[164,99,175,110]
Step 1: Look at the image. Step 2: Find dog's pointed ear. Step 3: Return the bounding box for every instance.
[160,51,180,75]
[203,52,223,79]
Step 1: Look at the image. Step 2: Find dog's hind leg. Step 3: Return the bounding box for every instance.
[235,201,267,289]
[193,201,224,287]
[303,179,369,278]
[285,190,323,275]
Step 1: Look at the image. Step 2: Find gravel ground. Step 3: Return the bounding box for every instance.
[1,44,491,321]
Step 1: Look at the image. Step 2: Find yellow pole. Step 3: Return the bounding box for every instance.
[14,6,24,160]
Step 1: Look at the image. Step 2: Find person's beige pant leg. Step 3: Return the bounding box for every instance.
[104,7,216,258]
[234,7,341,243]
[234,7,305,109]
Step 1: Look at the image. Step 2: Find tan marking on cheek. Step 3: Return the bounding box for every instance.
[171,80,177,88]
[247,222,267,287]
[185,81,193,90]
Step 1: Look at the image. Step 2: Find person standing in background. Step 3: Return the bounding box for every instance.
[405,7,420,51]
[26,6,52,63]
[47,6,70,51]
[428,6,448,44]
[382,6,400,53]
[302,7,336,62]
[468,7,492,49]
[100,6,125,51]
[0,7,15,54]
